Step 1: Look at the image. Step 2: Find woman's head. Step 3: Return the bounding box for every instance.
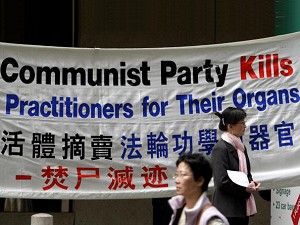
[215,107,247,133]
[174,153,212,196]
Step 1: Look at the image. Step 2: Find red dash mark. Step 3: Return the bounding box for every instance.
[292,195,300,225]
[16,175,32,180]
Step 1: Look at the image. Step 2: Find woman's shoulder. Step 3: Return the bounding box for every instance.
[207,216,227,225]
[212,139,229,152]
[201,206,229,225]
[213,139,235,151]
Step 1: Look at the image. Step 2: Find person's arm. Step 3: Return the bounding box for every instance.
[244,147,253,182]
[244,147,261,193]
[211,142,250,198]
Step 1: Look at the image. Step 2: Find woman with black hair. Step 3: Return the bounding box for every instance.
[211,107,260,225]
[168,153,229,225]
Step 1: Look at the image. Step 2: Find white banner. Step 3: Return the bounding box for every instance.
[1,32,300,199]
